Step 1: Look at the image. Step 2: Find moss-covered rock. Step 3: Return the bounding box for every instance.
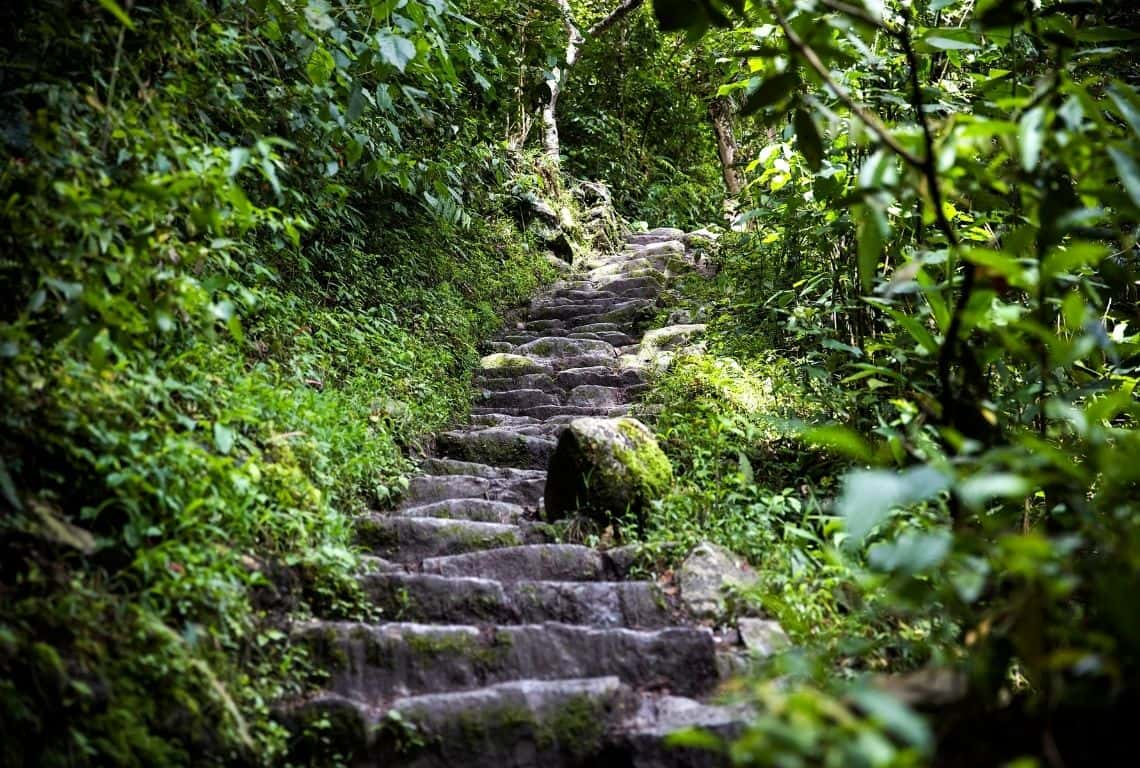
[543,417,673,534]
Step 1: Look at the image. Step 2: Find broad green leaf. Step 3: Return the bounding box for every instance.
[1018,106,1045,172]
[306,46,336,86]
[838,466,952,544]
[957,472,1031,510]
[213,423,235,455]
[793,108,823,171]
[856,202,889,293]
[97,0,135,29]
[849,687,933,750]
[802,425,875,462]
[741,71,798,116]
[377,32,416,73]
[921,29,980,51]
[868,529,952,575]
[883,306,939,355]
[1107,145,1140,208]
[1107,82,1140,137]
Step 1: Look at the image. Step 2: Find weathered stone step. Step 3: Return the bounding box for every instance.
[468,413,545,428]
[421,544,613,582]
[598,274,665,298]
[568,322,623,334]
[417,457,545,481]
[361,573,675,628]
[283,678,629,767]
[523,404,631,420]
[548,352,627,371]
[298,620,719,700]
[471,369,560,389]
[515,336,617,359]
[626,227,685,245]
[393,498,526,524]
[522,318,565,332]
[547,287,617,301]
[605,693,747,768]
[356,515,534,561]
[473,388,561,411]
[474,373,562,394]
[403,473,545,509]
[435,428,557,470]
[566,385,625,407]
[563,330,633,346]
[479,354,554,378]
[556,366,644,389]
[284,680,742,768]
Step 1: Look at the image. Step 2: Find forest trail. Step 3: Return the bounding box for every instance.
[288,229,748,766]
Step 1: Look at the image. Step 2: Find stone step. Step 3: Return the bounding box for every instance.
[586,258,660,281]
[626,228,685,245]
[298,620,720,701]
[556,366,644,389]
[283,680,743,768]
[547,288,617,301]
[568,322,624,334]
[482,340,513,354]
[523,318,565,332]
[566,385,626,408]
[469,410,541,425]
[528,301,633,322]
[605,693,747,768]
[421,544,614,582]
[522,404,631,420]
[479,354,554,378]
[598,275,665,298]
[593,331,637,347]
[435,429,557,470]
[403,473,545,509]
[417,458,545,481]
[474,388,561,411]
[548,352,626,371]
[355,515,532,561]
[393,498,526,524]
[515,336,617,359]
[361,573,675,628]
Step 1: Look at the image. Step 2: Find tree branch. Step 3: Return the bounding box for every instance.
[769,4,924,169]
[587,0,646,38]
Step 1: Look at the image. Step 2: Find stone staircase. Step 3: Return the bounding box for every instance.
[286,228,747,767]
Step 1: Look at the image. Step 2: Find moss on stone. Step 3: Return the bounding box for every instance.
[535,693,608,757]
[480,353,546,373]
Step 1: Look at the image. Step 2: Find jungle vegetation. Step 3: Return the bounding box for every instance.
[2,0,1138,766]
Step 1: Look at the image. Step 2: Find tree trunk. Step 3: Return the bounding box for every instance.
[542,0,645,166]
[542,1,583,167]
[708,95,743,196]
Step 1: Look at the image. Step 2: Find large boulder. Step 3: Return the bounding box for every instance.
[543,417,673,532]
[677,542,759,620]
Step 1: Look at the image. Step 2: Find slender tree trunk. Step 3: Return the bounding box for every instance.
[708,95,743,196]
[542,1,583,166]
[542,0,646,166]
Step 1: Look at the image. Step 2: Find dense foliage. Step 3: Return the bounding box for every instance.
[637,0,1140,765]
[3,0,1139,766]
[0,0,561,763]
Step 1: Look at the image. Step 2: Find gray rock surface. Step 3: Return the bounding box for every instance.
[677,542,760,620]
[543,417,673,532]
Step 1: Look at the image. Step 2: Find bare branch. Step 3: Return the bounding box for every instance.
[587,0,646,38]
